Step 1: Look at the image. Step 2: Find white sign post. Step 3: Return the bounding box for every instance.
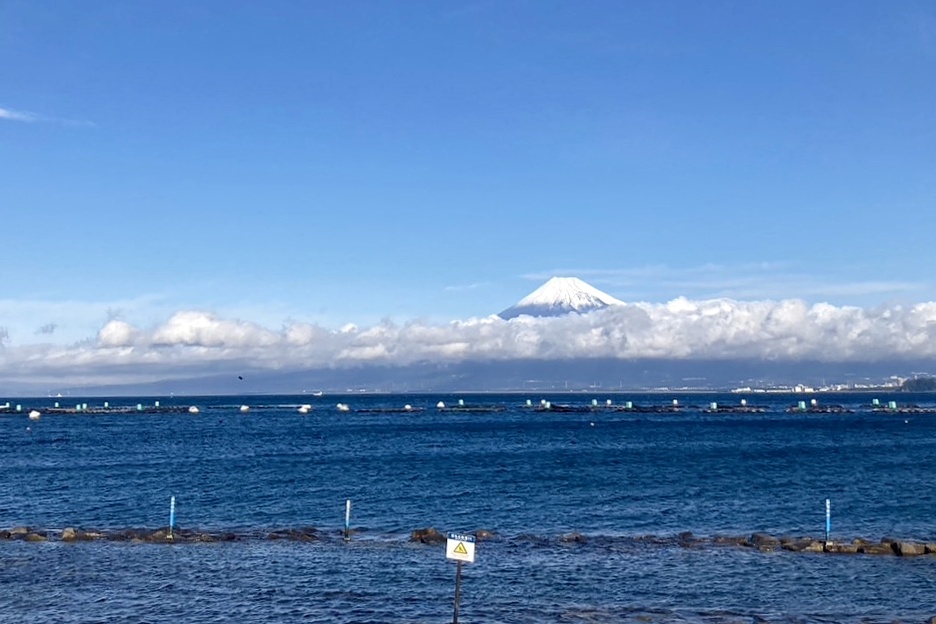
[446,532,476,624]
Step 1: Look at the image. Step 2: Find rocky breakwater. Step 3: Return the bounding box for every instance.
[720,532,936,556]
[0,526,319,544]
[410,527,497,544]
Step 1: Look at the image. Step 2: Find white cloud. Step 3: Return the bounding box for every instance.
[0,106,95,127]
[0,107,41,122]
[2,297,936,389]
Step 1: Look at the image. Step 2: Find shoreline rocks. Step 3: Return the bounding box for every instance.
[0,526,933,556]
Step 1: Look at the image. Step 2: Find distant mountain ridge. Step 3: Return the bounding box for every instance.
[499,276,624,320]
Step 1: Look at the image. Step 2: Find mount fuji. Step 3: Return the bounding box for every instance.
[498,276,625,320]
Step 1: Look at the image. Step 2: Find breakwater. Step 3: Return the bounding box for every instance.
[4,525,935,557]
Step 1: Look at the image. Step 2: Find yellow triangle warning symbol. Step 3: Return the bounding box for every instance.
[453,542,468,555]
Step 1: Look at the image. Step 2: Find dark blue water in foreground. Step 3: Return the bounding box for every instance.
[2,392,935,623]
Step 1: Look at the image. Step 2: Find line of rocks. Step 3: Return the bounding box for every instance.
[3,526,935,556]
[412,528,936,557]
[0,526,320,544]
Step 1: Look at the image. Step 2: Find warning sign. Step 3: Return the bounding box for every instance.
[446,532,476,563]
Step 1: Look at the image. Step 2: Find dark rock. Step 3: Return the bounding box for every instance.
[780,538,814,552]
[858,543,894,555]
[113,528,148,542]
[148,529,173,542]
[25,532,47,542]
[634,534,661,544]
[0,530,11,540]
[268,527,317,542]
[559,531,587,544]
[750,533,780,548]
[713,535,749,546]
[825,543,859,554]
[474,529,496,541]
[10,526,30,538]
[410,527,446,545]
[925,543,936,555]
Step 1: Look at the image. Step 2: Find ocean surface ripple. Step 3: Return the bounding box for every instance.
[2,392,935,623]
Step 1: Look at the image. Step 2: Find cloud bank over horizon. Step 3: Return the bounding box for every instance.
[3,296,936,389]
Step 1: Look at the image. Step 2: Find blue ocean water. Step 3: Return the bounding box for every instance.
[1,392,935,623]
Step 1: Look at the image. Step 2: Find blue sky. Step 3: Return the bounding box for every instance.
[2,1,936,386]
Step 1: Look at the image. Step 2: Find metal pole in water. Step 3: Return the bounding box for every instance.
[825,498,831,543]
[169,496,176,538]
[344,499,352,541]
[452,560,463,624]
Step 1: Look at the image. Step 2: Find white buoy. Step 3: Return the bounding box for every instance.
[337,403,350,412]
[741,398,747,406]
[155,401,160,408]
[526,399,533,407]
[436,401,445,409]
[810,399,818,407]
[239,405,250,413]
[28,410,41,421]
[458,399,464,406]
[404,404,413,411]
[672,399,679,406]
[188,406,199,414]
[298,404,311,414]
[606,399,612,406]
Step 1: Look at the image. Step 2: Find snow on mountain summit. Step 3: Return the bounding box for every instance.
[498,277,625,320]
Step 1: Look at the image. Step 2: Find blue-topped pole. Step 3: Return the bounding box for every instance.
[825,498,831,543]
[169,496,176,538]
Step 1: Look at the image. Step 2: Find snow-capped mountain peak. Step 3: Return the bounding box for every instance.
[498,277,624,320]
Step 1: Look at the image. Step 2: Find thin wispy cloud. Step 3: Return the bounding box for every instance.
[522,264,926,303]
[444,282,490,292]
[0,106,95,127]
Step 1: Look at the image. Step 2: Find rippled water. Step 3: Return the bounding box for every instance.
[2,392,935,622]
